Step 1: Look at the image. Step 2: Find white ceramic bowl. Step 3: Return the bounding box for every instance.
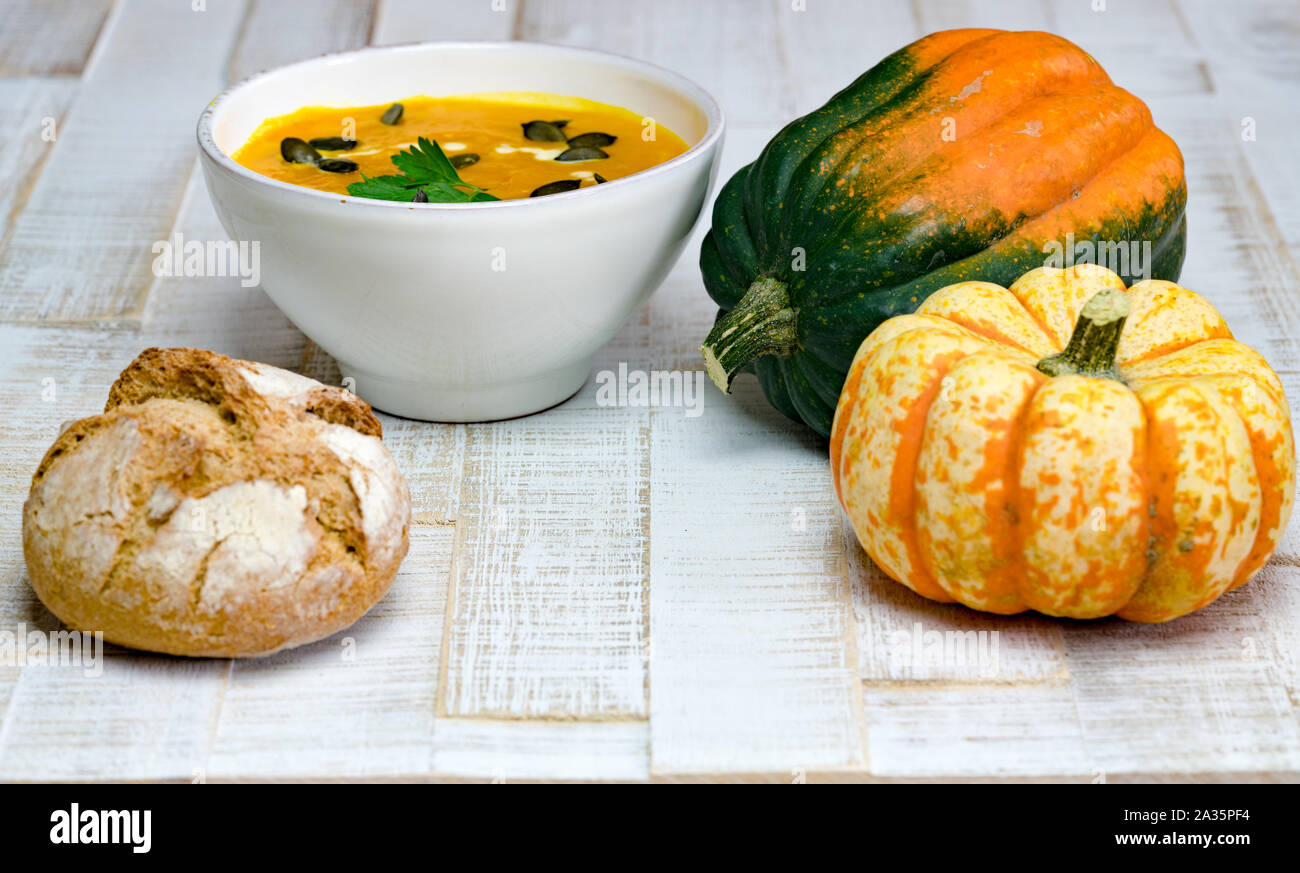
[198,42,724,421]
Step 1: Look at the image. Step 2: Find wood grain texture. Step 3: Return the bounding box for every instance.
[647,387,866,774]
[439,407,650,720]
[206,525,452,779]
[0,0,113,77]
[0,80,76,242]
[1047,0,1212,95]
[782,0,918,114]
[228,0,377,81]
[517,0,793,125]
[0,653,227,781]
[1178,0,1300,258]
[432,718,649,780]
[1154,94,1300,374]
[0,0,247,324]
[863,681,1091,779]
[1062,604,1300,776]
[373,0,518,42]
[912,0,1052,33]
[2,0,1300,783]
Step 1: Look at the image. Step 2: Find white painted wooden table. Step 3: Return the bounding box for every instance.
[1,0,1298,782]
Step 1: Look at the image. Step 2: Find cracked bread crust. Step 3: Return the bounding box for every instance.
[22,347,411,658]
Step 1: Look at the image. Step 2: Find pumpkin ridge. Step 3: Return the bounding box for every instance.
[779,356,834,434]
[793,138,1183,322]
[799,90,1158,299]
[914,351,1042,611]
[802,189,1185,375]
[755,30,1007,260]
[1005,361,1048,612]
[799,80,1151,260]
[789,68,1130,271]
[745,40,947,260]
[888,350,971,602]
[790,350,845,411]
[1122,379,1258,620]
[771,30,1112,267]
[1005,285,1061,353]
[702,166,759,296]
[1214,376,1296,590]
[1126,338,1288,411]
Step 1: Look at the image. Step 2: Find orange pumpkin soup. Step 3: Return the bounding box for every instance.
[231,92,690,202]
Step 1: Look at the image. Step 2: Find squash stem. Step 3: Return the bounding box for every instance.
[701,277,797,393]
[1036,287,1131,380]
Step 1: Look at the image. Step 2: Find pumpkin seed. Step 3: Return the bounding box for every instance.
[308,136,358,150]
[280,137,320,165]
[318,158,359,173]
[530,179,581,197]
[522,120,567,142]
[593,173,608,184]
[381,103,403,125]
[567,131,616,148]
[450,153,480,169]
[412,188,428,203]
[555,146,608,162]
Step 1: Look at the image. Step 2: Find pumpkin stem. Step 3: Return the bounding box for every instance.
[1036,287,1131,380]
[701,277,797,393]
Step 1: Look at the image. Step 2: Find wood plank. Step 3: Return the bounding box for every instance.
[647,386,865,774]
[912,0,1052,32]
[636,119,865,773]
[372,0,517,42]
[207,525,452,779]
[1047,0,1212,95]
[0,0,247,324]
[228,0,376,81]
[1152,94,1300,373]
[432,719,648,780]
[1244,560,1300,711]
[1063,600,1300,776]
[0,0,113,76]
[781,0,918,113]
[138,171,306,365]
[0,80,77,247]
[863,681,1091,778]
[382,423,466,525]
[516,0,793,126]
[1178,0,1300,257]
[0,653,227,781]
[439,407,649,719]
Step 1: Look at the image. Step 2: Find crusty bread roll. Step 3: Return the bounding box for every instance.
[22,348,411,657]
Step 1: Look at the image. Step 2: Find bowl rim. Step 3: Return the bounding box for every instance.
[197,39,725,211]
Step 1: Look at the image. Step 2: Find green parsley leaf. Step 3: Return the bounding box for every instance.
[347,137,499,203]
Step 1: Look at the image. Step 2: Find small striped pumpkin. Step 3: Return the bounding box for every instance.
[831,264,1294,621]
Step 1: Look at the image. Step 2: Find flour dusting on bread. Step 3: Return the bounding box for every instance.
[22,347,412,658]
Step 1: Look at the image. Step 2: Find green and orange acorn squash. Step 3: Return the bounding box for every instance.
[700,28,1187,435]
